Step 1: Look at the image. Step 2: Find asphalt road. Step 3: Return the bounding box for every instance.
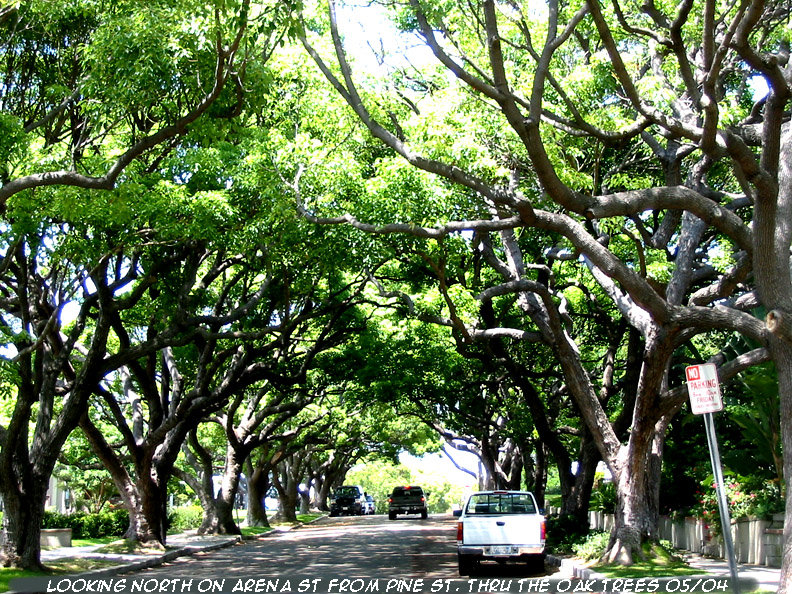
[128,514,555,582]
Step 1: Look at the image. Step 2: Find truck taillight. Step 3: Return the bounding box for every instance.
[421,497,425,502]
[456,521,463,542]
[540,520,546,541]
[388,498,393,503]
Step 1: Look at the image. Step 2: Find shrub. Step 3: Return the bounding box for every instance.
[42,511,78,534]
[590,481,617,513]
[572,530,610,560]
[167,506,204,532]
[545,513,590,554]
[42,508,128,539]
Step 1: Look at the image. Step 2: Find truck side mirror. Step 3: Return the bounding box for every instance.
[453,509,462,517]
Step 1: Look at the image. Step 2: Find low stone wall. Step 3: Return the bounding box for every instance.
[40,528,72,548]
[608,512,784,568]
[549,507,784,568]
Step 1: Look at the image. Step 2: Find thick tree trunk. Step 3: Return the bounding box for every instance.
[313,463,348,511]
[173,467,217,535]
[275,489,299,523]
[213,498,241,535]
[607,482,651,564]
[0,481,47,570]
[312,475,330,511]
[501,445,524,490]
[773,339,792,594]
[479,443,498,490]
[80,414,154,542]
[209,454,244,535]
[605,419,660,564]
[299,488,311,514]
[529,442,548,509]
[560,437,601,524]
[197,504,218,535]
[246,464,272,528]
[134,468,168,545]
[272,457,303,523]
[646,419,669,539]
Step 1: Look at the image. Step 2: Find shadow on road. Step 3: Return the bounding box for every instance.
[132,515,555,580]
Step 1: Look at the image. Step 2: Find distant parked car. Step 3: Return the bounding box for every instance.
[388,485,428,520]
[329,485,366,516]
[364,494,376,514]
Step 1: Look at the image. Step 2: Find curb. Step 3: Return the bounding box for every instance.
[69,536,244,579]
[70,516,329,579]
[556,557,608,579]
[545,554,610,580]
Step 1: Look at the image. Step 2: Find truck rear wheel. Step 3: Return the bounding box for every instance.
[525,554,545,574]
[421,510,428,519]
[457,554,476,577]
[388,511,396,520]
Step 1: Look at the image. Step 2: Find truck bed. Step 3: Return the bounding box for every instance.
[455,490,546,575]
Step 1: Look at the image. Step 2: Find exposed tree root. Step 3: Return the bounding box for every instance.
[602,530,647,565]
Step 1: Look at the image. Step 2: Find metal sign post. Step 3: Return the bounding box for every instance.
[685,364,740,594]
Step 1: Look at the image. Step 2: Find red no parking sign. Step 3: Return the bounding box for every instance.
[684,362,739,593]
[685,363,724,414]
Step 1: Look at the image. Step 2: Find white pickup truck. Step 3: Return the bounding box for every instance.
[454,490,546,576]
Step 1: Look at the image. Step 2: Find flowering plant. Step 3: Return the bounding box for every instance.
[692,474,784,535]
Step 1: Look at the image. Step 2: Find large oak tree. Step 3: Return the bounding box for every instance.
[297,0,790,589]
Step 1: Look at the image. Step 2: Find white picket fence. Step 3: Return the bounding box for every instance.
[582,510,785,568]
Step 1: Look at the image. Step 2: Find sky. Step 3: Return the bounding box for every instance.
[400,449,481,489]
[335,0,435,74]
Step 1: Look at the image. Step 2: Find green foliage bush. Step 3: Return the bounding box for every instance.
[572,530,610,561]
[590,480,617,513]
[42,508,128,539]
[167,506,204,531]
[545,513,590,554]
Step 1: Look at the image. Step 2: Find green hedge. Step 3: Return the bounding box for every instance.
[42,509,128,539]
[167,506,204,532]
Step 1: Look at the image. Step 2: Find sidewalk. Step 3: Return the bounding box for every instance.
[555,553,781,592]
[39,529,284,578]
[683,553,781,592]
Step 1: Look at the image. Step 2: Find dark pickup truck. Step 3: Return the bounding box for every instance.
[329,485,366,516]
[388,485,428,520]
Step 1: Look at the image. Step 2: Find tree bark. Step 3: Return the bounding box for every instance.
[605,402,664,563]
[272,455,307,523]
[209,452,245,535]
[246,461,272,528]
[0,478,47,570]
[560,435,601,525]
[772,338,792,593]
[136,469,168,544]
[530,442,548,509]
[174,467,217,535]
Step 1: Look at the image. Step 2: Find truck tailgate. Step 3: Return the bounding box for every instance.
[463,516,542,546]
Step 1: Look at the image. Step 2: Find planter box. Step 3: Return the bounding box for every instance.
[40,528,72,548]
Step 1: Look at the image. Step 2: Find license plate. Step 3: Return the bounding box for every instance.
[489,546,512,556]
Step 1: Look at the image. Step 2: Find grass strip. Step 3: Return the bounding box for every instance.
[0,558,122,593]
[592,542,701,578]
